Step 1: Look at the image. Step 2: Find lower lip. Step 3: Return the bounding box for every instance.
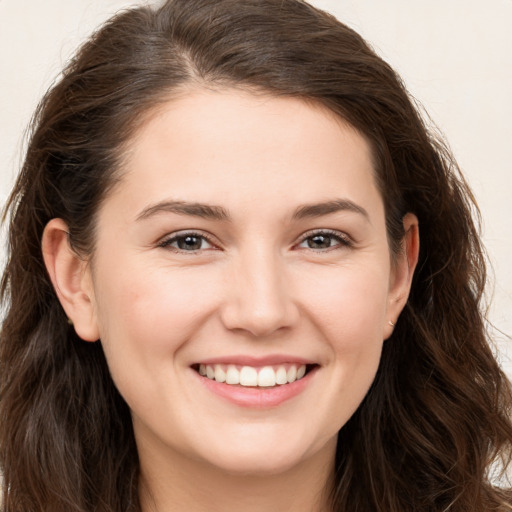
[194,368,317,408]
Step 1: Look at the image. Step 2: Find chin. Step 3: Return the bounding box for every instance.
[195,430,334,477]
[208,451,309,477]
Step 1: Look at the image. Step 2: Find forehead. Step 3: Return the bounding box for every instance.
[106,89,383,224]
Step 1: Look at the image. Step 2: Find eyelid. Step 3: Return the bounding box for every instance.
[157,230,220,252]
[294,228,354,250]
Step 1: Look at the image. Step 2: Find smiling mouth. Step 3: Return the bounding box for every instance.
[192,363,316,388]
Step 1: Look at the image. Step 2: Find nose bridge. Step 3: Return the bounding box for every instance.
[221,245,298,336]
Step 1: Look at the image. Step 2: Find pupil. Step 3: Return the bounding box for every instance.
[309,235,331,249]
[178,236,202,250]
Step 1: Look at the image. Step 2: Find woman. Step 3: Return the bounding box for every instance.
[1,0,511,510]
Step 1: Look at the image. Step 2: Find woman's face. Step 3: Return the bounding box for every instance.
[71,90,416,476]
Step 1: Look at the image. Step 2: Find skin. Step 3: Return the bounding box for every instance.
[43,89,419,512]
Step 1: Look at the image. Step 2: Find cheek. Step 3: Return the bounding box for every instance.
[327,269,388,379]
[95,261,218,344]
[297,265,388,425]
[297,262,389,343]
[91,261,220,414]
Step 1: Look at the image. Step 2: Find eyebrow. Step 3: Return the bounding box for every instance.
[135,198,369,222]
[136,200,230,221]
[292,199,370,221]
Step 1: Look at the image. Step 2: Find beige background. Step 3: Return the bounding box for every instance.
[1,0,511,372]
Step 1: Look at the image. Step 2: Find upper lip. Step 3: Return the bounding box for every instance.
[192,355,317,367]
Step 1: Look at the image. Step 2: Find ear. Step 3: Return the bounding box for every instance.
[42,218,100,342]
[384,212,419,339]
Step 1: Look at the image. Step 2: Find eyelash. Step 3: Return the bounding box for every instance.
[296,229,353,252]
[157,231,217,253]
[157,229,353,254]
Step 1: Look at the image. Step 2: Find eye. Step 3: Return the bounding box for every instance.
[158,232,215,252]
[297,230,351,251]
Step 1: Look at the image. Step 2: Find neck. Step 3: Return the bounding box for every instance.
[138,438,336,512]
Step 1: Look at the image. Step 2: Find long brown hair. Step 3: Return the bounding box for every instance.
[1,0,511,510]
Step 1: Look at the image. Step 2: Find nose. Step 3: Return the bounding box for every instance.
[220,249,300,338]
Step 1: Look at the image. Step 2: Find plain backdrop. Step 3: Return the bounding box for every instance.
[1,0,511,373]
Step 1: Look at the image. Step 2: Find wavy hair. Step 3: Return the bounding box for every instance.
[1,0,511,510]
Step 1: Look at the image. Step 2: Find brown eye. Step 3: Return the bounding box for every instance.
[307,234,333,249]
[160,233,214,252]
[176,235,204,251]
[297,230,351,251]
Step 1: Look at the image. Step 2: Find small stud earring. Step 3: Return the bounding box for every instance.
[67,318,74,326]
[388,320,395,327]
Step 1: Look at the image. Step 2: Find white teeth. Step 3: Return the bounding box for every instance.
[214,365,226,383]
[225,365,240,385]
[276,366,288,385]
[240,366,258,386]
[199,363,309,387]
[287,365,297,382]
[258,366,276,387]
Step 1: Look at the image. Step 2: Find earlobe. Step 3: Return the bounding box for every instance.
[41,218,100,342]
[384,213,420,339]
